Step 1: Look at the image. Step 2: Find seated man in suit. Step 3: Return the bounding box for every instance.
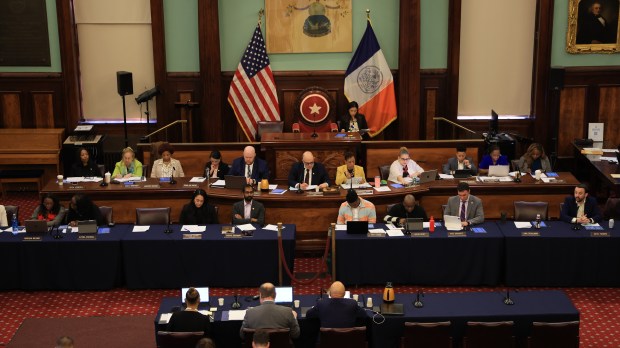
[230,146,270,185]
[240,283,300,340]
[306,281,366,328]
[167,287,211,337]
[337,190,376,224]
[442,146,477,175]
[560,183,602,224]
[384,194,428,226]
[288,151,331,189]
[233,184,265,226]
[445,182,484,227]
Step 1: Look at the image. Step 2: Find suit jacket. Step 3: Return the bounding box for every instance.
[442,157,477,175]
[167,310,211,337]
[204,162,230,179]
[560,196,602,223]
[288,162,331,188]
[239,301,300,339]
[339,114,368,133]
[232,200,265,226]
[305,297,366,328]
[445,194,484,225]
[229,157,270,181]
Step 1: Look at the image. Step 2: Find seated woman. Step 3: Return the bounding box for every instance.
[335,151,366,186]
[204,150,230,179]
[339,101,369,139]
[65,194,105,227]
[69,147,101,177]
[31,194,66,227]
[478,145,509,175]
[151,143,185,178]
[388,147,424,184]
[112,147,143,179]
[518,143,552,173]
[179,189,219,224]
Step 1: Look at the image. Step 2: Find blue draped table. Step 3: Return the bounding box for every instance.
[335,222,504,286]
[121,224,296,289]
[501,220,620,286]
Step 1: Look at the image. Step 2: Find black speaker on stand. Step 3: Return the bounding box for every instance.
[117,71,134,148]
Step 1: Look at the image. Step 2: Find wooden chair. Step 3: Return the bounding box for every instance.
[513,201,549,221]
[603,198,620,220]
[463,321,515,348]
[136,207,171,225]
[242,328,292,348]
[527,321,580,348]
[156,331,204,348]
[378,165,390,181]
[319,326,367,348]
[401,321,452,348]
[99,206,113,226]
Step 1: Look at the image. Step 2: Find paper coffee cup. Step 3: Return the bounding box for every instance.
[352,294,359,301]
[294,300,300,308]
[57,175,64,185]
[366,297,373,308]
[218,298,224,306]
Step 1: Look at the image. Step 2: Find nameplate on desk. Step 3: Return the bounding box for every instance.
[23,236,42,241]
[521,231,541,237]
[367,232,385,237]
[78,235,96,240]
[590,231,610,237]
[143,184,160,188]
[124,184,140,188]
[410,232,429,238]
[448,232,466,237]
[307,191,323,196]
[223,234,243,238]
[68,185,85,189]
[355,189,373,195]
[182,233,202,240]
[183,184,198,188]
[221,226,234,234]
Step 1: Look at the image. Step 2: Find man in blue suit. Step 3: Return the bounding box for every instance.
[287,151,331,189]
[306,281,366,328]
[560,183,602,224]
[229,146,270,185]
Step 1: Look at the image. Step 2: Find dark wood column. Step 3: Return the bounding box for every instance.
[149,0,169,129]
[446,0,462,121]
[398,0,421,139]
[198,0,222,142]
[56,0,81,126]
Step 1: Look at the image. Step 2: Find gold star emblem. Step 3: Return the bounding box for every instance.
[309,103,322,115]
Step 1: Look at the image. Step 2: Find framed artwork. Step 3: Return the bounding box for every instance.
[566,0,619,53]
[266,0,352,53]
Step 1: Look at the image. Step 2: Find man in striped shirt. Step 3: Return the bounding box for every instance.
[337,190,376,224]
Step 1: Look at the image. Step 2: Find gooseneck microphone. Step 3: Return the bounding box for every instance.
[413,289,424,308]
[503,288,514,305]
[231,294,241,309]
[296,165,304,194]
[164,218,172,234]
[169,167,177,185]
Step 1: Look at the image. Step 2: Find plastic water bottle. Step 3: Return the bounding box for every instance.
[11,213,18,234]
[429,216,435,233]
[535,214,541,229]
[609,219,615,229]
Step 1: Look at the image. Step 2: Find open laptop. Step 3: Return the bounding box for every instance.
[346,221,369,234]
[454,169,473,178]
[418,170,437,184]
[224,175,247,190]
[181,287,210,305]
[77,220,98,234]
[25,220,47,233]
[406,218,424,232]
[488,165,510,177]
[275,286,293,305]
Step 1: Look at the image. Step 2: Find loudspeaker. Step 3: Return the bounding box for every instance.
[116,71,133,96]
[549,68,565,90]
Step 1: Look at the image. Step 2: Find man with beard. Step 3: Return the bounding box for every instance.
[560,183,602,224]
[233,184,265,226]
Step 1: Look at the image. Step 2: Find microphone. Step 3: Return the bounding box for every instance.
[503,288,515,305]
[170,167,177,185]
[164,218,172,234]
[52,224,63,239]
[572,220,581,230]
[513,164,521,183]
[295,165,304,194]
[318,287,325,301]
[413,289,424,308]
[231,294,241,309]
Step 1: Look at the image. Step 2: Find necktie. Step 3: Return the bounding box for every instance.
[403,164,409,178]
[304,169,310,184]
[460,201,467,222]
[247,164,252,178]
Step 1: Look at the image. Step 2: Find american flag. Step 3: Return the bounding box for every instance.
[228,25,280,141]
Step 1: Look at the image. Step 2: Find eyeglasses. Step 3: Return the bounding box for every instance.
[399,157,410,161]
[303,161,315,166]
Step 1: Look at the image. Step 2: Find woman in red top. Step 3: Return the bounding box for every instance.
[31,194,66,227]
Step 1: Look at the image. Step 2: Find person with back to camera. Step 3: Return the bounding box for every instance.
[150,142,185,178]
[167,287,212,337]
[179,189,219,225]
[478,145,509,175]
[517,143,552,174]
[388,147,424,185]
[65,194,105,227]
[339,101,369,139]
[69,147,101,177]
[240,282,300,340]
[306,281,366,328]
[204,150,230,179]
[112,147,143,179]
[32,193,66,227]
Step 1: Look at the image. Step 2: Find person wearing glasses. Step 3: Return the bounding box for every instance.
[179,189,219,225]
[203,150,230,179]
[335,151,366,186]
[388,147,424,184]
[229,146,270,185]
[287,151,331,190]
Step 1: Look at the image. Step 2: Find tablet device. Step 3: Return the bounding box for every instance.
[454,169,473,178]
[77,220,98,234]
[25,220,47,233]
[275,286,293,304]
[346,221,369,234]
[406,218,424,232]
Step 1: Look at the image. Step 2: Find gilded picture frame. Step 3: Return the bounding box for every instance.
[566,0,620,53]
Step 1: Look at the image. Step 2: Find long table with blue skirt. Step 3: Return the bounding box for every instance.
[335,222,504,286]
[155,290,579,348]
[121,224,296,289]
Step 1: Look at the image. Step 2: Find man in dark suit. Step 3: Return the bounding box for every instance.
[233,184,265,226]
[445,182,484,227]
[229,146,270,185]
[442,146,477,175]
[167,287,211,337]
[240,283,300,339]
[560,183,602,224]
[306,281,366,328]
[287,151,331,189]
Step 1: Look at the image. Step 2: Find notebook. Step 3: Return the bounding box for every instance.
[418,170,437,184]
[25,220,47,233]
[224,175,247,190]
[346,221,369,234]
[488,165,510,177]
[181,287,210,304]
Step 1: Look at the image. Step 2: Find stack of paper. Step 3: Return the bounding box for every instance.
[181,225,206,232]
[189,177,207,183]
[236,224,255,231]
[132,226,150,232]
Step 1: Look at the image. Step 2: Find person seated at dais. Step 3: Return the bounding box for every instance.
[204,150,230,179]
[560,184,602,224]
[66,194,105,227]
[112,147,143,179]
[180,189,219,225]
[478,145,509,175]
[233,184,265,226]
[288,151,330,189]
[337,190,376,224]
[384,194,428,226]
[230,146,270,185]
[388,147,423,184]
[69,147,101,177]
[335,151,366,186]
[442,146,477,175]
[32,194,66,227]
[151,143,185,178]
[517,143,552,174]
[445,182,484,227]
[339,101,369,139]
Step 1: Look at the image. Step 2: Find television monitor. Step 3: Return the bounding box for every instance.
[490,109,499,136]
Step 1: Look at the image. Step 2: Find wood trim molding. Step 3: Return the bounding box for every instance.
[57,0,80,127]
[398,0,421,139]
[150,0,168,129]
[198,0,222,142]
[446,0,462,121]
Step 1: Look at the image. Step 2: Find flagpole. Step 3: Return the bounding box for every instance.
[258,8,264,26]
[366,8,371,23]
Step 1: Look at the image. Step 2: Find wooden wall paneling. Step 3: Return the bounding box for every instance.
[32,92,55,128]
[198,0,222,142]
[58,0,80,127]
[281,90,300,132]
[398,0,421,139]
[446,0,462,120]
[424,89,437,140]
[1,93,22,128]
[149,0,168,132]
[599,86,620,147]
[558,87,586,156]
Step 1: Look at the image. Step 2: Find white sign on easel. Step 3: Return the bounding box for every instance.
[588,123,604,142]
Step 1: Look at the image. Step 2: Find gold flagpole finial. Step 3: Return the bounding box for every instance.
[258,8,265,26]
[366,9,370,20]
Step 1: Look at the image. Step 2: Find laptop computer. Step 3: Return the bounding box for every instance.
[454,169,473,178]
[406,218,424,232]
[275,286,293,305]
[25,220,47,233]
[181,287,210,305]
[380,302,404,315]
[346,221,369,234]
[488,165,510,177]
[77,220,98,234]
[224,175,247,190]
[418,170,437,184]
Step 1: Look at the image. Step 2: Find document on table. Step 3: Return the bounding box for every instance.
[236,223,256,231]
[386,224,403,230]
[159,313,172,324]
[369,228,386,234]
[335,224,347,231]
[2,227,25,233]
[189,177,207,183]
[373,186,391,192]
[181,225,206,232]
[514,221,533,228]
[339,182,372,190]
[115,177,142,183]
[386,229,404,237]
[263,224,285,231]
[66,177,102,183]
[132,226,150,232]
[210,179,226,187]
[439,174,454,179]
[227,310,247,321]
[443,215,463,231]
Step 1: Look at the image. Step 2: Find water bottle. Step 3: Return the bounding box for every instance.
[609,219,615,229]
[11,213,18,234]
[429,216,435,233]
[535,214,541,229]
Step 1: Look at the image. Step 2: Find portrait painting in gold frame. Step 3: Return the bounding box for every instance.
[566,0,619,53]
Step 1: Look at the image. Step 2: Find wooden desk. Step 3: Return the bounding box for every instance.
[573,142,620,196]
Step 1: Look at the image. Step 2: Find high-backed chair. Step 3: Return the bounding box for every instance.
[559,202,565,217]
[527,321,580,348]
[242,328,292,348]
[511,159,521,172]
[99,206,113,226]
[401,321,452,348]
[5,205,18,225]
[156,331,204,348]
[142,164,150,178]
[603,197,620,220]
[98,164,105,177]
[136,207,171,225]
[378,165,390,181]
[464,321,515,348]
[514,201,549,221]
[257,121,284,141]
[291,86,338,134]
[319,326,367,348]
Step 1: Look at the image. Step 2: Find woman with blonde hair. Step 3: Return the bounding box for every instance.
[388,147,423,184]
[518,143,552,173]
[112,147,143,179]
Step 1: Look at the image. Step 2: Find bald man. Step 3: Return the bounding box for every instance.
[306,281,367,328]
[287,151,331,189]
[384,194,428,226]
[240,283,300,339]
[230,146,270,185]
